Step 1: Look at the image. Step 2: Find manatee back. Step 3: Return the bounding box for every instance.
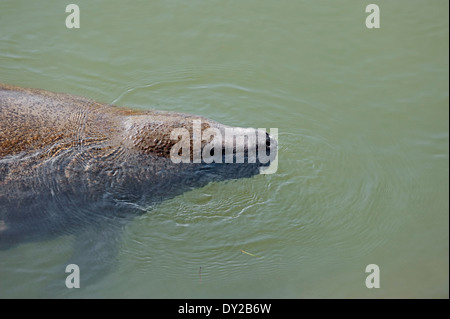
[0,83,117,158]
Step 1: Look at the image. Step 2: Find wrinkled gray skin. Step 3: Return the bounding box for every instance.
[0,83,276,284]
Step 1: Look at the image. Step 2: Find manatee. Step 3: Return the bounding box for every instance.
[0,83,276,281]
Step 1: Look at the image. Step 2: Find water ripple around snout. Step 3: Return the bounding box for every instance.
[116,123,411,297]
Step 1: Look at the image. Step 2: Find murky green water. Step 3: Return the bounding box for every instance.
[0,0,448,298]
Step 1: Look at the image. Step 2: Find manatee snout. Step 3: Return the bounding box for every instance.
[128,114,278,167]
[255,129,277,164]
[209,124,278,166]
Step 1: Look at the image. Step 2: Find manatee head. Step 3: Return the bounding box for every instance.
[97,110,278,209]
[0,83,277,249]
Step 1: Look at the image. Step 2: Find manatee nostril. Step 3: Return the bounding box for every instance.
[265,132,271,149]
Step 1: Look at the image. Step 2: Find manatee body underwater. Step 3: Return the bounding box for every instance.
[0,83,276,282]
